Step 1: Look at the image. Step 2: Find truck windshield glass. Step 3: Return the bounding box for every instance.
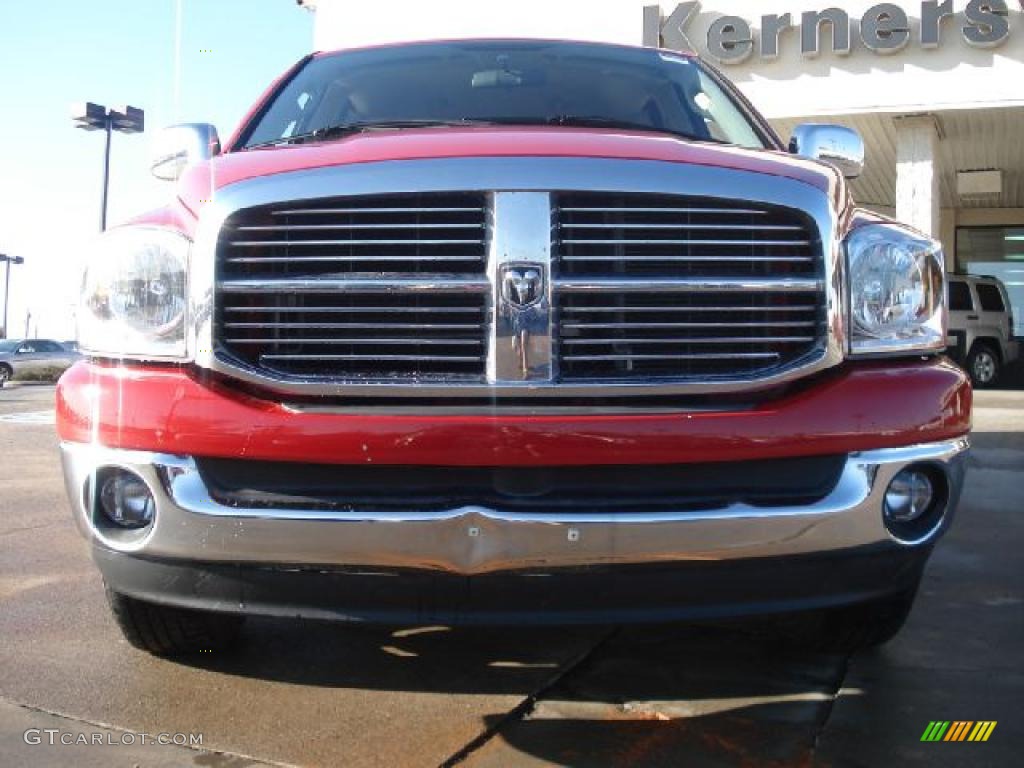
[240,41,768,150]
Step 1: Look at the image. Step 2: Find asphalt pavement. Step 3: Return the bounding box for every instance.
[0,380,1020,767]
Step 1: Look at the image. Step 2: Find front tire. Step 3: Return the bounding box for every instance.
[106,588,244,656]
[967,344,1000,388]
[0,364,11,388]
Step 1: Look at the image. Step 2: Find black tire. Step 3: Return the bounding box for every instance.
[777,584,919,653]
[106,588,244,656]
[0,364,11,387]
[966,343,1000,389]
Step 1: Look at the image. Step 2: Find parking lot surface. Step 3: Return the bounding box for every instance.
[0,381,1020,767]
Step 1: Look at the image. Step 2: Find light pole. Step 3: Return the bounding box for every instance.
[0,253,25,340]
[71,103,145,231]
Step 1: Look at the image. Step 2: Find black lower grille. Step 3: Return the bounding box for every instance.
[197,455,846,514]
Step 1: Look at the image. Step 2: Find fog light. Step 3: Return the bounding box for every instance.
[98,470,155,529]
[884,469,934,523]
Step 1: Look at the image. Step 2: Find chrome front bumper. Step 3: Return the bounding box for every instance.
[60,439,968,576]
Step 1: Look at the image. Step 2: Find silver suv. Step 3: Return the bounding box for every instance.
[947,275,1019,387]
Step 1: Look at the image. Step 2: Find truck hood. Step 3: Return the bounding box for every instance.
[175,127,842,218]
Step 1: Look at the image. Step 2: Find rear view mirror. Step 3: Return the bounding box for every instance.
[151,123,221,181]
[790,124,865,179]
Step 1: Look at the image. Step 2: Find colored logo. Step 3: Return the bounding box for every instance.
[921,721,997,742]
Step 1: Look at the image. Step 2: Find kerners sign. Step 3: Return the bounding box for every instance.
[643,1,1013,63]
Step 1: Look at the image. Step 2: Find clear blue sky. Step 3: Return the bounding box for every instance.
[0,0,313,338]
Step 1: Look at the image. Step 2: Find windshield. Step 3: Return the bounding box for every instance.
[240,40,768,150]
[0,340,20,354]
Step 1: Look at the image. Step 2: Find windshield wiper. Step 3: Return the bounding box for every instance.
[243,116,726,150]
[243,119,498,150]
[472,115,725,144]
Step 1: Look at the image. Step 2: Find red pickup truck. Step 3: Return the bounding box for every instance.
[58,39,969,657]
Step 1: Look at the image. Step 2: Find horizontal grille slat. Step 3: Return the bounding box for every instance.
[555,192,826,381]
[560,255,814,263]
[271,207,485,216]
[561,305,818,314]
[562,353,782,362]
[224,305,483,314]
[237,223,485,231]
[226,255,482,264]
[557,278,822,294]
[560,223,804,231]
[559,207,768,216]
[560,239,813,247]
[561,337,816,345]
[227,338,484,346]
[260,354,485,363]
[219,277,490,294]
[224,322,482,330]
[216,192,488,380]
[562,321,818,330]
[230,239,485,247]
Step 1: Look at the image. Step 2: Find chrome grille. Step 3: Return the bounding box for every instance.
[216,193,489,379]
[209,172,834,397]
[555,192,826,380]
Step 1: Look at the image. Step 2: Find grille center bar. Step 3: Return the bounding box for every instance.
[486,192,555,384]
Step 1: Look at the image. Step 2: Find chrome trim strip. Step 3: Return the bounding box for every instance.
[559,238,813,246]
[218,277,490,294]
[487,192,554,383]
[555,277,823,294]
[229,238,485,246]
[559,223,803,231]
[61,439,967,575]
[271,206,486,215]
[191,157,844,398]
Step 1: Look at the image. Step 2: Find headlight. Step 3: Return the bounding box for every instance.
[79,227,190,359]
[846,223,945,356]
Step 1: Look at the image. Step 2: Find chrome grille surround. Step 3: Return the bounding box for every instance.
[192,157,845,398]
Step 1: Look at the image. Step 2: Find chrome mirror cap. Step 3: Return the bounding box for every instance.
[790,124,865,179]
[151,123,221,181]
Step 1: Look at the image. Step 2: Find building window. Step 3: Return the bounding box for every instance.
[956,226,1024,335]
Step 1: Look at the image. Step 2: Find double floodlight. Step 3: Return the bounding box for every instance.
[71,102,145,134]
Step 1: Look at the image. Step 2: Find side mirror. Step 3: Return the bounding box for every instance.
[789,124,865,179]
[151,123,221,181]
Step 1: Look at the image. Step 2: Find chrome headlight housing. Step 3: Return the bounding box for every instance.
[846,223,945,356]
[78,227,190,359]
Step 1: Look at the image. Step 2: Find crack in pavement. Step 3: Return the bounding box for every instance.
[1,695,293,768]
[809,651,852,758]
[439,628,619,768]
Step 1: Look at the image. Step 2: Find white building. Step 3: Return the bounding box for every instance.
[296,0,1024,331]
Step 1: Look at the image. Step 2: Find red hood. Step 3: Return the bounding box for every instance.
[172,127,841,221]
